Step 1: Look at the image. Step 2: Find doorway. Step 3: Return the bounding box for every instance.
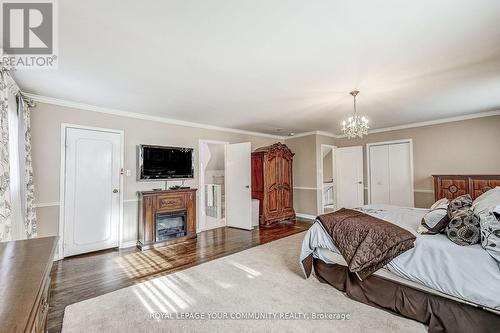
[199,140,227,231]
[320,145,336,214]
[59,124,124,258]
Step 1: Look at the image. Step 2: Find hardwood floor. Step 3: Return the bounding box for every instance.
[48,219,312,332]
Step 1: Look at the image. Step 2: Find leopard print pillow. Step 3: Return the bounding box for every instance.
[446,207,480,246]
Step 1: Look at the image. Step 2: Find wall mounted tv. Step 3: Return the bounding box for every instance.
[138,145,194,180]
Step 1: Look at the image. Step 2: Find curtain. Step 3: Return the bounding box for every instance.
[0,68,37,241]
[17,96,37,238]
[0,71,12,241]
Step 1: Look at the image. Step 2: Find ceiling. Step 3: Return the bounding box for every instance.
[13,0,500,136]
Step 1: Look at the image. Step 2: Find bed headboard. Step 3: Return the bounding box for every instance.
[433,175,500,201]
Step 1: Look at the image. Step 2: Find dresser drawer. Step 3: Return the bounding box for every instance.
[156,195,186,211]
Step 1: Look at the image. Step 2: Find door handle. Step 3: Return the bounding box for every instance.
[357,181,363,184]
[113,189,119,193]
[245,185,250,188]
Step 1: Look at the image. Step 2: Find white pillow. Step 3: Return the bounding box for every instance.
[472,186,500,217]
[480,204,500,263]
[417,198,450,234]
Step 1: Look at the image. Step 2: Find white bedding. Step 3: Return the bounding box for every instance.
[300,204,500,310]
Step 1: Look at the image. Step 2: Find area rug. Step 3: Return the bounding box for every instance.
[62,232,425,332]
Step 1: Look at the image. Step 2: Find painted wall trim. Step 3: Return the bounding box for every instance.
[33,190,431,208]
[296,213,317,220]
[414,189,433,193]
[120,241,137,249]
[26,93,286,140]
[34,201,60,208]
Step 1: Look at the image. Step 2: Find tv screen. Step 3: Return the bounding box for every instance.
[139,145,194,180]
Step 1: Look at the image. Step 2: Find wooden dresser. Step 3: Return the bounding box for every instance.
[433,175,500,201]
[0,236,58,333]
[138,188,197,250]
[251,143,295,226]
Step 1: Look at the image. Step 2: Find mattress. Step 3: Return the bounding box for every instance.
[301,204,500,313]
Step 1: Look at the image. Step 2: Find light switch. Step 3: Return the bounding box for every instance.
[125,169,132,177]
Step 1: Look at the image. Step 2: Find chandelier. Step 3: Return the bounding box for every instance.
[341,90,369,138]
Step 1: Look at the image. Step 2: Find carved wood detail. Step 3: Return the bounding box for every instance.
[138,189,197,250]
[252,143,295,226]
[433,175,500,201]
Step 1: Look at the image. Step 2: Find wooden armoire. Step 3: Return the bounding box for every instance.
[251,143,295,226]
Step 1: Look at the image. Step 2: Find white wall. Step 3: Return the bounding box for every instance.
[31,102,279,244]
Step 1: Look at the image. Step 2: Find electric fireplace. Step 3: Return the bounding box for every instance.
[155,211,187,242]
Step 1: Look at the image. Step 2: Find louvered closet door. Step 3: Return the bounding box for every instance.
[369,142,413,207]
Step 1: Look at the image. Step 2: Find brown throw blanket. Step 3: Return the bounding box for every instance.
[317,208,416,281]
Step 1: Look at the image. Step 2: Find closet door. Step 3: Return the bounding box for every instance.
[369,145,390,204]
[388,143,413,207]
[368,141,413,207]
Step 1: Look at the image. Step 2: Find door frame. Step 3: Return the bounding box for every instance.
[366,139,414,206]
[58,123,124,260]
[198,139,228,232]
[318,144,336,214]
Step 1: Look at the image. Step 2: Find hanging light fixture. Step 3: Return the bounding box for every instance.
[341,90,369,138]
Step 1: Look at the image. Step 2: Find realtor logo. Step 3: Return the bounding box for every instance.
[1,0,57,69]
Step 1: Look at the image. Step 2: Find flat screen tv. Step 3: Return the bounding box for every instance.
[138,145,194,180]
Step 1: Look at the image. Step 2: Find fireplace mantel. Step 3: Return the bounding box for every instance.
[137,188,197,250]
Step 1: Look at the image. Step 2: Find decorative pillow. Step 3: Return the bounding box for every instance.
[479,205,500,263]
[446,207,480,246]
[472,186,500,217]
[447,194,473,218]
[417,198,450,234]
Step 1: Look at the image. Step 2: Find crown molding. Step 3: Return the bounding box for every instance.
[290,109,500,139]
[287,130,342,139]
[26,93,500,141]
[367,109,500,134]
[25,93,287,140]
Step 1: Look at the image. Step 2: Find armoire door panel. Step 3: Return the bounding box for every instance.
[265,154,280,216]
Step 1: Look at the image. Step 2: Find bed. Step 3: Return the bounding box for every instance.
[300,175,500,333]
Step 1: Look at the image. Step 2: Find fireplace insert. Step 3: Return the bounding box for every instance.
[155,211,187,242]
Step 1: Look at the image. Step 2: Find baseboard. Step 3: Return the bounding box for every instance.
[296,213,316,220]
[119,240,137,249]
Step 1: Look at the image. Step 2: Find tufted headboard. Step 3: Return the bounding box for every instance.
[433,175,500,201]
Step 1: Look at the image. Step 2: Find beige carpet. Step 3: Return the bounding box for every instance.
[62,233,426,333]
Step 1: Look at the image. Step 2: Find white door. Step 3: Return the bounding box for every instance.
[63,127,122,257]
[369,145,390,204]
[388,142,413,206]
[226,142,252,230]
[368,141,413,207]
[335,146,364,208]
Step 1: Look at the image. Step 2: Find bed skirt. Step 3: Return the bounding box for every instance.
[313,258,500,333]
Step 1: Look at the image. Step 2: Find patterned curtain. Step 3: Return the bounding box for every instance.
[0,71,12,241]
[17,96,37,238]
